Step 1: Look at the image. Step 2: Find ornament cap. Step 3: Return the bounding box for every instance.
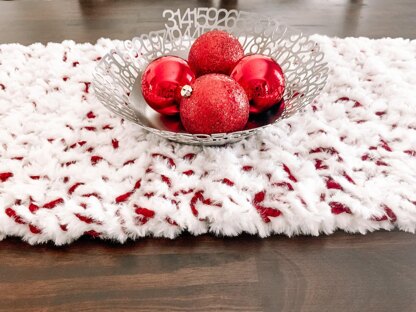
[180,85,193,98]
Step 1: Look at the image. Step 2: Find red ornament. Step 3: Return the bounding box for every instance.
[141,56,195,115]
[180,74,249,134]
[245,99,285,130]
[231,54,285,114]
[188,30,244,77]
[159,115,185,133]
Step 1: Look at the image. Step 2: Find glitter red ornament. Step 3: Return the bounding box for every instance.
[188,30,244,77]
[141,56,195,115]
[231,54,285,114]
[180,74,249,134]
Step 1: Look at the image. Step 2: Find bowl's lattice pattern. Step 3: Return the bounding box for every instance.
[93,8,328,145]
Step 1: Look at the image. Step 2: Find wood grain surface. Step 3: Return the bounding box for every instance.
[0,0,415,45]
[0,0,416,311]
[1,231,416,312]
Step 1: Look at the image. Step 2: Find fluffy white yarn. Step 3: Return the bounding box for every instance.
[0,36,415,245]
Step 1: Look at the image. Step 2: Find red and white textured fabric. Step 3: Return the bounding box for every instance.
[1,36,416,245]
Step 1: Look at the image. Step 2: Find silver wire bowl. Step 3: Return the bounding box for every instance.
[93,8,329,146]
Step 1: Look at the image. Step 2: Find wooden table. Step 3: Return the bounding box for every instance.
[1,1,415,311]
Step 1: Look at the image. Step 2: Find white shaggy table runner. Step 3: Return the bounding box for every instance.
[1,36,416,245]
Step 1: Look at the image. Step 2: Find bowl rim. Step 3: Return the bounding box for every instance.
[92,8,329,145]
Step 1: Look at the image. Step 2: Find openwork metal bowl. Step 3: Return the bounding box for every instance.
[93,8,328,145]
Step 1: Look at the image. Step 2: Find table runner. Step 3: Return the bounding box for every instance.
[0,36,415,245]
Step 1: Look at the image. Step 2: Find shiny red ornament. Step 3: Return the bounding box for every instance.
[180,74,249,134]
[141,56,195,115]
[245,99,285,130]
[188,30,244,77]
[231,54,285,114]
[159,115,185,133]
